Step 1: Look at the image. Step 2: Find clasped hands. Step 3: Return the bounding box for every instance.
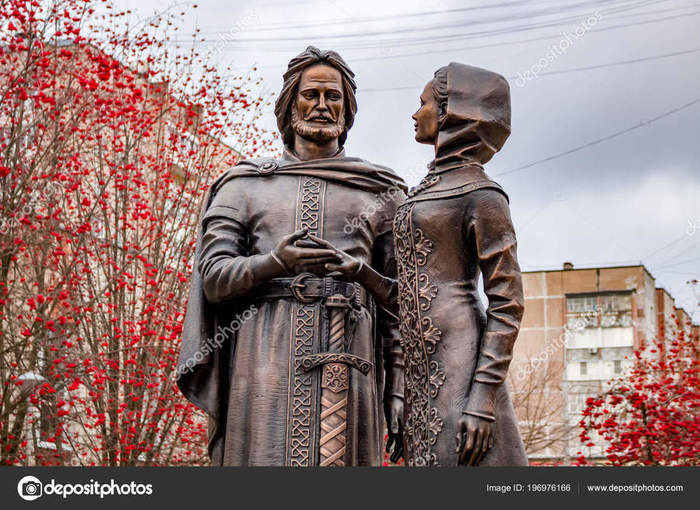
[271,227,361,277]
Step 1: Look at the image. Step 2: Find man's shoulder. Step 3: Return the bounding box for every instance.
[233,153,400,176]
[223,157,279,176]
[341,155,400,176]
[209,159,285,193]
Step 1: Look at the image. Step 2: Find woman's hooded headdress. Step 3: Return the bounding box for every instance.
[433,62,511,172]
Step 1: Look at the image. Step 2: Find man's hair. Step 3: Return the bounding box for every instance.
[274,46,357,148]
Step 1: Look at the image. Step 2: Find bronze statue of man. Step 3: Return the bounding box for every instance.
[177,46,406,466]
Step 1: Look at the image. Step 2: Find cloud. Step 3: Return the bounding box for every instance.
[515,169,700,312]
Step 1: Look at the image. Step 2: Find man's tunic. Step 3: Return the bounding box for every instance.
[177,149,406,466]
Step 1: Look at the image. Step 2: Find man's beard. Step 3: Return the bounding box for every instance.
[291,108,346,143]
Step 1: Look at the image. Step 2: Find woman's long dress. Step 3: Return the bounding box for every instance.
[393,165,528,466]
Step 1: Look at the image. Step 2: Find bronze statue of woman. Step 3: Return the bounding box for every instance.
[392,62,527,466]
[309,62,527,466]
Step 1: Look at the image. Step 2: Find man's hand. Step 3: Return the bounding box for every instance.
[384,396,404,463]
[271,228,340,275]
[455,414,494,466]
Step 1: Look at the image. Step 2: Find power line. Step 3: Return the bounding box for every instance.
[522,46,700,76]
[347,1,700,62]
[178,0,666,49]
[521,259,644,271]
[652,256,700,270]
[646,238,700,267]
[310,5,695,51]
[215,3,700,73]
[195,0,630,40]
[493,97,700,177]
[642,233,693,260]
[358,47,700,92]
[654,269,700,276]
[195,0,542,34]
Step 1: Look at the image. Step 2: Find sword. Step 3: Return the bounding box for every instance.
[299,294,372,467]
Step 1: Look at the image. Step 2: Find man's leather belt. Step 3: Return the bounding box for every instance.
[250,273,368,307]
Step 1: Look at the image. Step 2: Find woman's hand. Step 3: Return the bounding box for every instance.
[305,234,362,276]
[456,381,497,466]
[455,414,494,466]
[304,234,399,313]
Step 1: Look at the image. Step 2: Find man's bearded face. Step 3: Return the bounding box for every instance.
[291,63,346,143]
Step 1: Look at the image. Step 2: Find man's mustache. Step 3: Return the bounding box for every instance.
[304,113,335,122]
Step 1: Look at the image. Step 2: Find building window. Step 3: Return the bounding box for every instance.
[614,360,622,374]
[567,295,598,314]
[566,291,634,329]
[600,293,631,313]
[579,362,587,376]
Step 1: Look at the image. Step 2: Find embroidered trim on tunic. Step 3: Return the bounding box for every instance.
[393,203,445,466]
[286,177,326,466]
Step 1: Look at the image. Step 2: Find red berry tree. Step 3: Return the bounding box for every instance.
[577,320,699,466]
[1,0,276,465]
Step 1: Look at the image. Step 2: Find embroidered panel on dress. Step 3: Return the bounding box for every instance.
[392,202,445,466]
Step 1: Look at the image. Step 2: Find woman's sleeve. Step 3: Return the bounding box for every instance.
[371,229,404,400]
[197,183,282,304]
[464,189,524,410]
[356,228,399,315]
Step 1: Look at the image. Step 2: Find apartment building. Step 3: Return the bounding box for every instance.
[512,263,698,463]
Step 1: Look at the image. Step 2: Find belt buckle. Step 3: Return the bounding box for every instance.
[290,273,316,303]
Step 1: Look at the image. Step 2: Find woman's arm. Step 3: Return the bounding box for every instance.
[467,189,524,394]
[306,233,399,313]
[456,188,525,465]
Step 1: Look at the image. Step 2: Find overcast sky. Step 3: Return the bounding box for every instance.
[125,0,700,318]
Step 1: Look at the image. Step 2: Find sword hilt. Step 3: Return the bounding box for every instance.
[325,294,351,310]
[326,294,350,354]
[298,353,373,375]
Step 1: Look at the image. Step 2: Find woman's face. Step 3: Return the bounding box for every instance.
[412,80,440,145]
